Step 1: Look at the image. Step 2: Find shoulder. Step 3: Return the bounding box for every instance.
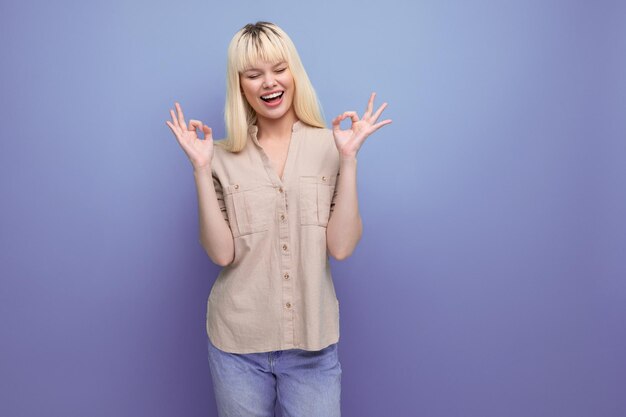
[297,124,339,172]
[299,124,335,149]
[210,138,250,178]
[213,138,249,160]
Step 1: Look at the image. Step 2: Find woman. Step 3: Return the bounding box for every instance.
[166,21,391,417]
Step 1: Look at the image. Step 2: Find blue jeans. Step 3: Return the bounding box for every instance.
[207,337,342,417]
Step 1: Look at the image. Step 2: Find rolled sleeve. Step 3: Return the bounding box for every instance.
[212,171,230,226]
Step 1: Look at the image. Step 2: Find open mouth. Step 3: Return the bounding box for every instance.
[260,91,284,103]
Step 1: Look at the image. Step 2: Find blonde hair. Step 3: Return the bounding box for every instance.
[217,21,326,153]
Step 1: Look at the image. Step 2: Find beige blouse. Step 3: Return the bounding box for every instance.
[206,119,341,354]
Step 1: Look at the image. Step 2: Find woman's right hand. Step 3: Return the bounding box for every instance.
[166,102,214,170]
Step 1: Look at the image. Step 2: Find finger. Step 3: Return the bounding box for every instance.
[342,111,359,124]
[165,120,178,135]
[332,113,344,124]
[332,113,352,132]
[175,102,188,130]
[332,115,343,132]
[332,113,347,124]
[363,92,376,118]
[189,120,205,139]
[371,119,393,131]
[170,109,180,129]
[371,102,388,122]
[166,121,185,147]
[202,124,213,140]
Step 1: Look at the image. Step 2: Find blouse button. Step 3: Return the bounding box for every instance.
[322,176,327,182]
[286,302,292,308]
[278,187,284,193]
[282,244,288,251]
[233,184,239,189]
[280,214,285,221]
[284,272,290,280]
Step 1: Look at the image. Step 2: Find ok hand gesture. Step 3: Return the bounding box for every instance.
[332,92,392,160]
[166,102,214,170]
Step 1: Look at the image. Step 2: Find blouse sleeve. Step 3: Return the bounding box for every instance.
[212,170,230,227]
[328,131,341,216]
[329,170,339,215]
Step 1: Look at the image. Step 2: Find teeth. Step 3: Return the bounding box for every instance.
[261,91,283,99]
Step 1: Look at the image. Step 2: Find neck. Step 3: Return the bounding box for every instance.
[256,108,298,141]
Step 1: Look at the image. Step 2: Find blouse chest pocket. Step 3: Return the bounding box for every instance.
[224,183,276,238]
[299,175,337,227]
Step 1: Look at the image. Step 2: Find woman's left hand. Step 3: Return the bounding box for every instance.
[332,92,392,160]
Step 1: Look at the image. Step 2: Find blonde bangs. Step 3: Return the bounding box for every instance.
[231,29,290,73]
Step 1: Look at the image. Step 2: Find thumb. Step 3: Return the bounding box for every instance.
[202,125,213,140]
[332,114,344,133]
[188,119,202,133]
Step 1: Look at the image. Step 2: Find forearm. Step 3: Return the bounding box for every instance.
[193,166,235,266]
[326,157,362,260]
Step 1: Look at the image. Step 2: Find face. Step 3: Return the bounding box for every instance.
[239,60,295,122]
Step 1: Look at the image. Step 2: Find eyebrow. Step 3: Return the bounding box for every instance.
[244,61,287,72]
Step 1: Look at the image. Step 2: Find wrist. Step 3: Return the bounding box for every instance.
[339,155,357,165]
[193,164,212,176]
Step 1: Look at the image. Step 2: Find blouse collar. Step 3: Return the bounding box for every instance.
[248,119,304,145]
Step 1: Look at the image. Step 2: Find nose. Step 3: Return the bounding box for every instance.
[262,74,276,88]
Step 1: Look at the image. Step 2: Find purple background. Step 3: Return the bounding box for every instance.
[1,1,625,416]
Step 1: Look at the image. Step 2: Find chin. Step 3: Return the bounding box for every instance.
[257,101,294,120]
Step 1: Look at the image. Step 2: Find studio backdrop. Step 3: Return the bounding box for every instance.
[1,0,624,416]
